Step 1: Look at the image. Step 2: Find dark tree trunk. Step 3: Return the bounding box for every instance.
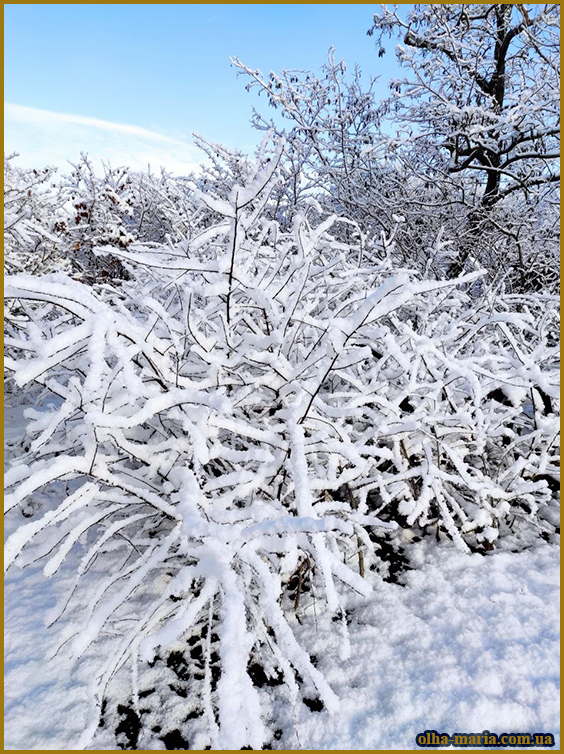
[446,4,510,278]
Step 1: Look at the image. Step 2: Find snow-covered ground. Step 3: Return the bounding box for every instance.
[5,470,559,752]
[292,542,560,750]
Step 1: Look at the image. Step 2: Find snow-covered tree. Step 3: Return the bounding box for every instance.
[231,51,391,229]
[368,3,560,279]
[234,6,559,289]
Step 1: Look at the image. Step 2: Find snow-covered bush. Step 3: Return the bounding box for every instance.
[4,137,559,748]
[4,153,137,285]
[126,166,199,245]
[4,155,70,276]
[57,154,136,284]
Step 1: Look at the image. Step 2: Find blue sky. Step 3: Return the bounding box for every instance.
[5,4,405,173]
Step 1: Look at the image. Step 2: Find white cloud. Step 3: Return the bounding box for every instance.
[4,103,203,175]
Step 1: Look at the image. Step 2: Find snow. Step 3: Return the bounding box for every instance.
[283,542,560,750]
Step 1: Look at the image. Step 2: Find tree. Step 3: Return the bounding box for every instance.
[232,51,388,229]
[368,4,560,278]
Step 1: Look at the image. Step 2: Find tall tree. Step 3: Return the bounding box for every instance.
[369,3,560,277]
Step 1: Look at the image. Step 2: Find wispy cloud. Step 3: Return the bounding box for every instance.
[4,103,203,175]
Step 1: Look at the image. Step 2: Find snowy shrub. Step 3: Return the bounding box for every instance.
[4,137,559,748]
[126,166,200,246]
[58,154,136,284]
[4,153,136,286]
[4,155,70,277]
